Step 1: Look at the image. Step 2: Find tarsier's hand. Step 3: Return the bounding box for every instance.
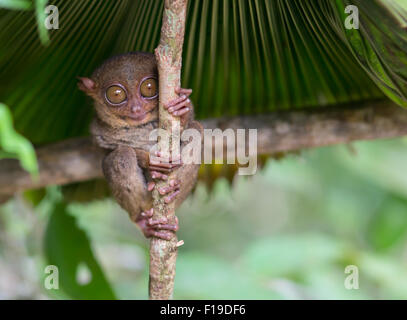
[164,87,193,123]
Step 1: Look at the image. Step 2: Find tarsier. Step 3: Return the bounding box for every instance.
[78,52,202,240]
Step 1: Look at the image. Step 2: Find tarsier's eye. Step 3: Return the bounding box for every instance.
[140,78,158,98]
[106,85,127,104]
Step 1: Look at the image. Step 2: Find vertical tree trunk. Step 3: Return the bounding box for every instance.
[149,0,188,300]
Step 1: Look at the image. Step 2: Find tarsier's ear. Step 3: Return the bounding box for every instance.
[77,77,96,94]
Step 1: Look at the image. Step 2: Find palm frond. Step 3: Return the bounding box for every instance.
[0,103,37,175]
[329,0,407,107]
[0,0,405,145]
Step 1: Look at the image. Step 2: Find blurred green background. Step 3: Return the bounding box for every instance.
[1,0,407,301]
[2,137,407,299]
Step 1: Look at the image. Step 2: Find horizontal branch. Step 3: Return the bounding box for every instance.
[0,138,105,197]
[1,100,406,197]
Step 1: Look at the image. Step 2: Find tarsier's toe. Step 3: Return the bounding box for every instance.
[149,216,179,231]
[158,179,180,195]
[139,215,179,240]
[150,171,168,180]
[164,190,181,204]
[154,179,181,204]
[140,208,154,218]
[175,87,192,95]
[150,230,173,241]
[147,181,155,191]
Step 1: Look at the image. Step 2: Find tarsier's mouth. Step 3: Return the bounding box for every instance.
[127,113,147,121]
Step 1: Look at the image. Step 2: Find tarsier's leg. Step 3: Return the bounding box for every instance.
[102,146,178,240]
[174,163,200,208]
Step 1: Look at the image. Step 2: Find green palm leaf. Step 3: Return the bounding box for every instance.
[329,0,407,107]
[0,0,405,145]
[0,103,37,175]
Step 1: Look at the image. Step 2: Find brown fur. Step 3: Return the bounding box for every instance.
[79,52,202,225]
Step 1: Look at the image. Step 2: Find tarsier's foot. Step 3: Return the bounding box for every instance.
[148,178,181,204]
[148,151,182,203]
[136,208,179,241]
[163,87,192,118]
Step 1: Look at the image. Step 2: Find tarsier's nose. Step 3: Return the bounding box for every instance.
[131,105,142,114]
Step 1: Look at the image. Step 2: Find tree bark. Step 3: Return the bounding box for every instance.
[1,100,407,198]
[148,0,188,300]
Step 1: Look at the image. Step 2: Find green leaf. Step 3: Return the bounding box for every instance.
[44,201,116,299]
[368,197,407,251]
[34,0,49,45]
[0,103,38,175]
[0,0,32,10]
[331,0,407,106]
[0,0,386,144]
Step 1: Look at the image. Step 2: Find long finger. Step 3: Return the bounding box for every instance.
[147,182,155,191]
[151,151,182,162]
[149,153,181,165]
[147,217,168,226]
[164,95,188,109]
[149,166,172,174]
[151,223,178,232]
[158,180,180,195]
[151,171,168,180]
[168,99,191,113]
[150,230,173,241]
[164,190,181,204]
[140,208,154,218]
[172,107,190,117]
[175,87,192,96]
[150,161,181,169]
